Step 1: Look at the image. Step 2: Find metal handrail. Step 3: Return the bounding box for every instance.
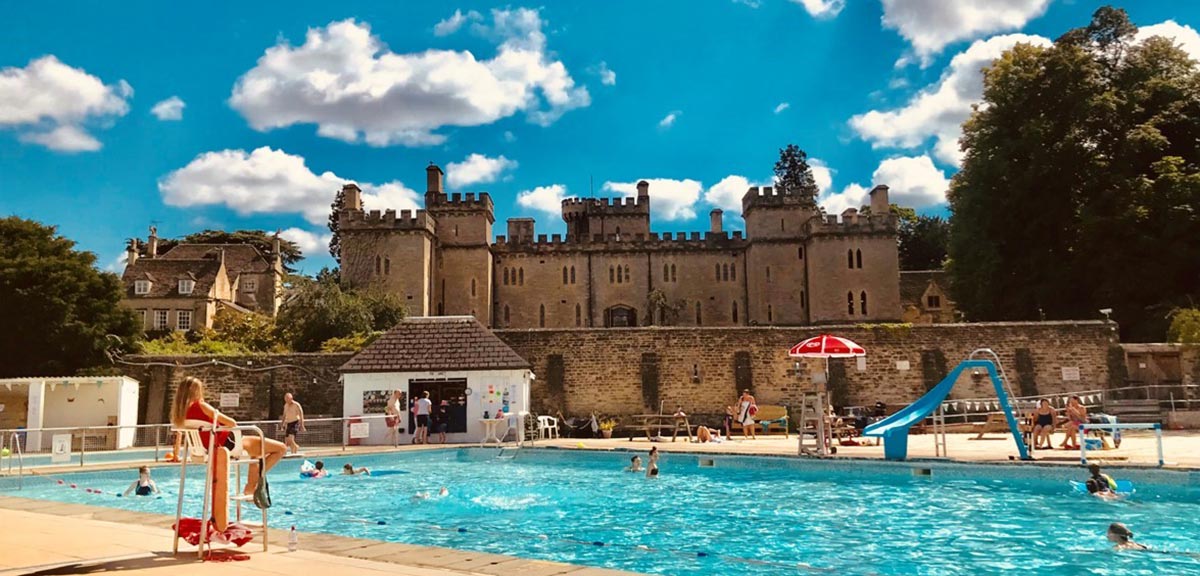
[3,432,22,489]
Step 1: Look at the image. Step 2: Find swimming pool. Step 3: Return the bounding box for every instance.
[3,448,1200,575]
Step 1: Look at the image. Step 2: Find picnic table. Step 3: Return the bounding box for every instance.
[626,414,694,442]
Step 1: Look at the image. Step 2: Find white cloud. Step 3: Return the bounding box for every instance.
[819,154,948,213]
[446,153,518,188]
[793,0,845,19]
[773,102,790,114]
[881,0,1051,63]
[229,11,590,147]
[150,96,185,121]
[105,251,129,273]
[158,146,419,225]
[596,61,617,86]
[278,227,333,256]
[1137,20,1200,61]
[516,184,568,216]
[733,0,762,7]
[809,159,833,194]
[658,110,680,129]
[604,178,701,221]
[433,9,482,36]
[0,55,132,151]
[705,175,767,214]
[849,33,1051,166]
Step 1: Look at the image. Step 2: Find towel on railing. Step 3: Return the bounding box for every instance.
[174,517,254,547]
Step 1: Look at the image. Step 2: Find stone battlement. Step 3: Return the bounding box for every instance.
[740,185,817,214]
[425,191,495,213]
[339,208,437,234]
[561,196,649,217]
[492,230,747,253]
[806,211,897,236]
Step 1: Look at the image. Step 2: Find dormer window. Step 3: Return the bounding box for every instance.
[178,279,195,295]
[135,280,151,295]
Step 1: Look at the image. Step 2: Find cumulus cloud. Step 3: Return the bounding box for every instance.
[446,153,517,188]
[595,61,616,86]
[881,0,1051,63]
[773,102,790,114]
[150,96,185,121]
[0,55,132,151]
[820,154,949,214]
[849,33,1050,166]
[158,146,420,225]
[704,175,769,214]
[604,178,702,221]
[278,227,333,256]
[1137,20,1200,61]
[229,11,589,147]
[516,184,568,216]
[793,0,845,19]
[433,9,482,36]
[658,110,680,129]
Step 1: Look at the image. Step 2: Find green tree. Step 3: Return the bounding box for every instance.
[773,144,820,208]
[211,309,286,352]
[328,187,344,264]
[0,217,139,376]
[276,275,405,351]
[1168,309,1200,344]
[899,215,950,271]
[948,6,1200,341]
[144,230,303,272]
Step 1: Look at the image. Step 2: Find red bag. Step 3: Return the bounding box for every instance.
[748,405,759,417]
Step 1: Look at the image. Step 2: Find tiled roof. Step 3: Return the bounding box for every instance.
[900,270,945,306]
[121,258,221,299]
[160,244,272,275]
[341,316,531,373]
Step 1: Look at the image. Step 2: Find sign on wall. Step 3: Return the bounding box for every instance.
[896,360,911,371]
[1061,367,1081,381]
[51,434,71,463]
[856,357,867,372]
[349,422,370,439]
[219,393,240,408]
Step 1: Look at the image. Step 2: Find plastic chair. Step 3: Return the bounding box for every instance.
[537,415,560,439]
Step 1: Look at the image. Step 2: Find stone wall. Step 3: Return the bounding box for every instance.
[119,353,352,424]
[495,321,1120,418]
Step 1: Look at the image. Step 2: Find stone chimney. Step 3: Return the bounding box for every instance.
[342,183,362,211]
[272,230,282,268]
[636,180,649,199]
[427,163,444,194]
[869,185,890,216]
[147,226,158,258]
[126,238,139,267]
[709,209,723,233]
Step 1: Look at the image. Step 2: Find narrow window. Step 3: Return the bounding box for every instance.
[617,265,623,284]
[766,266,771,282]
[722,264,729,282]
[860,291,868,315]
[798,246,804,259]
[375,255,382,275]
[471,278,477,297]
[563,266,569,285]
[715,264,721,281]
[504,268,510,285]
[670,264,677,282]
[570,266,576,284]
[695,302,702,326]
[801,290,806,308]
[454,225,459,237]
[847,249,854,269]
[539,304,546,327]
[384,258,391,275]
[732,302,739,324]
[780,218,785,232]
[767,304,773,323]
[519,268,524,286]
[659,307,666,325]
[856,249,863,269]
[575,304,582,327]
[663,263,669,282]
[615,226,621,235]
[609,266,615,283]
[927,295,941,309]
[847,292,855,315]
[731,263,736,281]
[504,305,511,325]
[624,265,630,283]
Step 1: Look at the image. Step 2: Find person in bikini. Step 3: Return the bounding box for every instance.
[645,447,660,478]
[281,393,306,455]
[1060,396,1087,450]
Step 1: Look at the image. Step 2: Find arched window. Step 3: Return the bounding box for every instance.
[766,266,771,282]
[847,292,855,315]
[539,304,546,327]
[856,249,863,269]
[374,255,381,275]
[731,264,736,281]
[503,268,510,285]
[801,290,806,308]
[615,226,621,235]
[504,305,511,325]
[610,266,615,283]
[570,266,576,284]
[732,301,739,323]
[518,268,524,285]
[860,291,868,315]
[563,266,568,285]
[670,264,677,282]
[722,264,729,282]
[847,249,854,269]
[663,263,670,282]
[715,264,721,281]
[798,246,804,259]
[695,302,703,326]
[767,304,773,323]
[575,304,582,327]
[617,265,623,284]
[471,278,476,297]
[624,265,630,283]
[384,258,391,275]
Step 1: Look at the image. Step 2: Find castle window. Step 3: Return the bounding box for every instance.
[731,263,736,281]
[670,264,677,282]
[563,266,569,285]
[518,268,524,286]
[570,266,576,284]
[927,295,941,309]
[847,250,854,269]
[663,263,669,282]
[375,255,382,275]
[715,264,721,281]
[384,258,391,275]
[503,268,510,286]
[176,310,192,331]
[847,292,855,315]
[856,249,863,269]
[178,279,194,295]
[659,307,666,324]
[722,264,729,282]
[575,304,582,327]
[471,278,477,297]
[695,302,702,326]
[732,302,739,323]
[780,218,785,232]
[860,291,868,315]
[801,290,806,308]
[624,265,630,283]
[798,246,804,259]
[504,305,511,325]
[617,265,623,284]
[454,225,459,237]
[539,304,546,328]
[766,266,771,282]
[438,302,444,315]
[767,304,773,323]
[610,266,615,283]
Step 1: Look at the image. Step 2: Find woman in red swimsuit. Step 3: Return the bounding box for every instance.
[170,377,285,529]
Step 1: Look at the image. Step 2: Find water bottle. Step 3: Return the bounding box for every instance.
[288,526,298,552]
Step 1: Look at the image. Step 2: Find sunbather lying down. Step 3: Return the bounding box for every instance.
[695,426,724,443]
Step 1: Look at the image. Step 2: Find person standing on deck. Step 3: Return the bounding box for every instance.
[281,393,306,455]
[414,391,433,444]
[738,389,757,440]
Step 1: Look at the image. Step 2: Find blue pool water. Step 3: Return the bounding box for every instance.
[1,448,162,468]
[3,449,1200,576]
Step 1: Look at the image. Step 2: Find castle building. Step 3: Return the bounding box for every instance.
[338,164,901,328]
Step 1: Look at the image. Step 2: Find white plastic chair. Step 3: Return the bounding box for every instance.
[537,415,560,439]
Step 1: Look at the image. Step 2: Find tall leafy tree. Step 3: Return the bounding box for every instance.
[328,186,344,264]
[143,230,303,272]
[773,144,820,208]
[276,274,405,351]
[0,217,139,376]
[949,6,1200,340]
[899,215,950,271]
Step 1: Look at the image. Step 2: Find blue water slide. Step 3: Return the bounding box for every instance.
[863,359,1030,461]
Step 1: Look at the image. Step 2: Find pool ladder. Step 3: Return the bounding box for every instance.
[496,446,520,460]
[2,432,23,489]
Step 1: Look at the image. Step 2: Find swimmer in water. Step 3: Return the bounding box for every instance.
[439,486,449,497]
[626,455,643,472]
[123,466,160,497]
[342,463,370,476]
[1107,523,1149,550]
[645,447,659,478]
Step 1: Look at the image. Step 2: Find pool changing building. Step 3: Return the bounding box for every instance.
[0,376,140,452]
[340,316,533,444]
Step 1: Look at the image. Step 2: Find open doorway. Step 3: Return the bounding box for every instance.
[407,378,468,434]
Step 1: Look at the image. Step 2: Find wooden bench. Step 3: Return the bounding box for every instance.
[971,412,1033,440]
[732,404,789,437]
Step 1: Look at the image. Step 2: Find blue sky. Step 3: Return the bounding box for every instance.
[2,0,1198,274]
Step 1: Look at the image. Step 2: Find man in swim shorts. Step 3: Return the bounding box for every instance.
[281,393,305,455]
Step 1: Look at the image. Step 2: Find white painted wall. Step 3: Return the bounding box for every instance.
[342,369,531,445]
[30,377,140,450]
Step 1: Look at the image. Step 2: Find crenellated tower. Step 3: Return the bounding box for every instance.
[424,163,494,323]
[562,180,650,241]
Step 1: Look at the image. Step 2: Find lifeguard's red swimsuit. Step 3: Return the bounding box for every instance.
[186,401,231,451]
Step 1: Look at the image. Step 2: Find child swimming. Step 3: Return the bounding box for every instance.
[123,466,160,497]
[342,463,370,476]
[300,460,328,478]
[1107,523,1149,550]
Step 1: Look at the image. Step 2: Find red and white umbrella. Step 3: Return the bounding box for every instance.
[788,334,866,358]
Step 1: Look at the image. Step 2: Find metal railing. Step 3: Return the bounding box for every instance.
[928,384,1200,425]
